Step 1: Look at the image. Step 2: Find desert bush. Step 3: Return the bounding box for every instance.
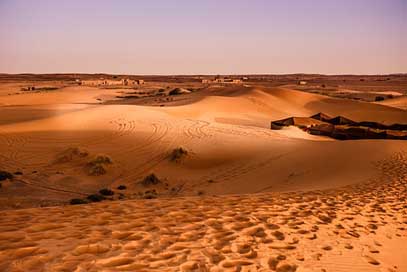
[141,173,161,186]
[0,171,13,181]
[169,88,180,95]
[144,194,156,199]
[87,164,107,176]
[87,194,106,202]
[117,185,127,190]
[99,188,114,196]
[70,198,88,205]
[37,87,58,91]
[86,154,112,176]
[55,147,88,163]
[169,88,191,96]
[89,154,112,165]
[144,189,157,199]
[169,147,188,162]
[375,96,385,101]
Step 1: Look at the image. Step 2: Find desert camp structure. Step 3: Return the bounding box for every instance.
[202,77,242,84]
[270,113,407,140]
[80,78,145,87]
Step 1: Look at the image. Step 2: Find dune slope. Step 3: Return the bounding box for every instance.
[1,86,407,209]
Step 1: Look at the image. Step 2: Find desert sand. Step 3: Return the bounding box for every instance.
[376,96,407,110]
[0,75,406,271]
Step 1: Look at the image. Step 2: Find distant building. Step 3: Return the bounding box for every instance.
[229,79,242,84]
[122,78,145,85]
[202,78,242,84]
[298,81,307,85]
[81,78,145,87]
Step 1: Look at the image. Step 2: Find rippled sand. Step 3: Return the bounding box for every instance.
[0,152,406,271]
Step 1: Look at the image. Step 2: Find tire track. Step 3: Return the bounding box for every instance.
[195,152,291,188]
[13,178,89,196]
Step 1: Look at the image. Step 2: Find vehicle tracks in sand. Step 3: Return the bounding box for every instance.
[0,117,138,170]
[13,177,89,197]
[117,119,182,183]
[193,152,291,191]
[182,119,212,141]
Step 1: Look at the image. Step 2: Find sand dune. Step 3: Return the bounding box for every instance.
[163,86,407,127]
[376,96,407,110]
[0,86,121,106]
[1,85,406,209]
[0,83,406,271]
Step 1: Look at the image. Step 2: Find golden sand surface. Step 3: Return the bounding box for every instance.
[0,82,406,271]
[0,152,406,271]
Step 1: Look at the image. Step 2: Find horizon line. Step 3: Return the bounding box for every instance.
[1,72,406,77]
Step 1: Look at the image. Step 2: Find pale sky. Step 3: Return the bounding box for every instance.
[0,0,406,74]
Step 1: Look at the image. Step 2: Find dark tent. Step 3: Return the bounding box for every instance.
[310,112,332,122]
[308,123,335,136]
[327,116,357,126]
[271,117,295,129]
[357,121,387,130]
